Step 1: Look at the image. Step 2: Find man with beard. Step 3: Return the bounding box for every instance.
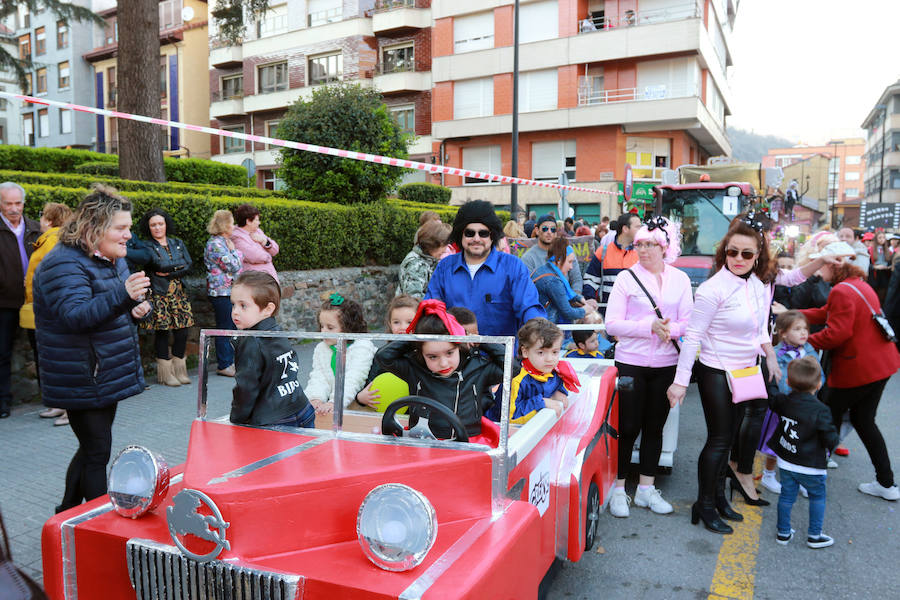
[425,200,546,336]
[522,214,584,294]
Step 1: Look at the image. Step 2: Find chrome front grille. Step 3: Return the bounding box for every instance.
[126,539,302,600]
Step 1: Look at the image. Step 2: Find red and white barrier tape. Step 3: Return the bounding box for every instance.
[0,91,619,196]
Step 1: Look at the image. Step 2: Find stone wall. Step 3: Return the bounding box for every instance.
[8,265,400,405]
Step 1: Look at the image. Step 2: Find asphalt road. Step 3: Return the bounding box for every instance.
[2,342,898,599]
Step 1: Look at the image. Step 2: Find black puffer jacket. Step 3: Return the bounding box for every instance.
[374,341,505,439]
[33,243,145,410]
[145,236,192,295]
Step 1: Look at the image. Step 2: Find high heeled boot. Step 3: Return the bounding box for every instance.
[691,501,733,534]
[716,472,744,521]
[171,356,191,385]
[156,358,181,387]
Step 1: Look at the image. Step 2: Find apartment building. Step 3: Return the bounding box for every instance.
[207,0,433,189]
[0,22,22,146]
[861,80,900,205]
[432,0,736,218]
[11,1,95,148]
[85,0,211,158]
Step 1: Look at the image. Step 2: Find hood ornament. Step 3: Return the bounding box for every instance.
[166,489,230,562]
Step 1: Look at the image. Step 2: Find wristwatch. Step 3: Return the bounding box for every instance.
[264,238,272,248]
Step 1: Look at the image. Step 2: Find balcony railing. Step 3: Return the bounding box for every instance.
[308,7,342,27]
[374,0,415,13]
[578,0,702,34]
[211,90,244,102]
[376,61,415,75]
[577,80,699,106]
[257,13,288,37]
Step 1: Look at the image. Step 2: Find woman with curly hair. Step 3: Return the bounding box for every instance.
[231,203,279,282]
[139,208,194,386]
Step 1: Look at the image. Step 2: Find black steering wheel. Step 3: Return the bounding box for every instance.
[381,395,470,443]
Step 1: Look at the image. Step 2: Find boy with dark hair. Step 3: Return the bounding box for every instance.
[565,329,612,358]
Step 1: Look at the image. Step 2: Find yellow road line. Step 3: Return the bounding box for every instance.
[707,457,766,600]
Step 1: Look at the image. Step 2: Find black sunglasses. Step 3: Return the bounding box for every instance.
[463,228,491,238]
[541,226,557,233]
[726,248,757,260]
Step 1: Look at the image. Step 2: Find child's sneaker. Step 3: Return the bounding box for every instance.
[634,486,673,514]
[858,481,900,501]
[609,487,631,518]
[799,485,808,498]
[807,533,834,549]
[827,459,838,469]
[760,470,781,494]
[776,528,795,545]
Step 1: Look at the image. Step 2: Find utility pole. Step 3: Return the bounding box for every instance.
[510,0,520,218]
[879,106,887,203]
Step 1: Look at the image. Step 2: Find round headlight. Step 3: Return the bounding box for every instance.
[107,446,169,518]
[357,484,437,571]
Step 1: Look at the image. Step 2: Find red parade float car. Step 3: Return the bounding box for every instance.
[41,330,622,599]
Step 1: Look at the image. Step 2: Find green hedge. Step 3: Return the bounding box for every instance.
[2,169,283,200]
[0,145,246,186]
[74,163,120,177]
[397,182,452,205]
[20,184,458,271]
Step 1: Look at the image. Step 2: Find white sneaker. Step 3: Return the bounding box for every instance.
[799,485,808,498]
[609,487,631,518]
[760,471,782,494]
[634,486,673,514]
[858,481,900,501]
[807,533,834,549]
[827,459,838,469]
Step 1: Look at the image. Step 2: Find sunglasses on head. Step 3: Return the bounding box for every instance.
[726,248,757,260]
[541,225,557,233]
[463,228,491,238]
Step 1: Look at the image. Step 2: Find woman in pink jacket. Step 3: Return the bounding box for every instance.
[605,217,693,518]
[230,204,280,282]
[667,214,836,534]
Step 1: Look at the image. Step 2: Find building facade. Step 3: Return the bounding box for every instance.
[85,0,211,158]
[0,22,22,147]
[11,1,95,148]
[861,80,900,205]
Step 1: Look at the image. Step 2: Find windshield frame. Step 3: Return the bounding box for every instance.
[659,188,739,256]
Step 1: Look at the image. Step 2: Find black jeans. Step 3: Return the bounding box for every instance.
[0,308,18,413]
[26,328,40,388]
[615,362,675,479]
[695,362,743,506]
[154,328,189,359]
[828,378,895,488]
[59,404,118,512]
[731,360,770,474]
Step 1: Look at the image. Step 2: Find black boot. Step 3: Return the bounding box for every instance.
[716,474,744,522]
[691,502,733,534]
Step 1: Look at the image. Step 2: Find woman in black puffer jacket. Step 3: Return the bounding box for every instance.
[33,185,151,513]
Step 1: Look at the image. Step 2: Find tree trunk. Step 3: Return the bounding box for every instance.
[118,0,165,182]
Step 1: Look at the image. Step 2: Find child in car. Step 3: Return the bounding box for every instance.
[373,299,504,440]
[564,329,612,359]
[229,272,314,427]
[488,318,580,424]
[355,295,420,409]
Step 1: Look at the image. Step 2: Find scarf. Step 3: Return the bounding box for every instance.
[776,342,805,362]
[522,358,581,393]
[547,247,578,302]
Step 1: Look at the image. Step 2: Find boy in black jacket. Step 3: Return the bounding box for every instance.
[766,356,840,549]
[229,272,313,428]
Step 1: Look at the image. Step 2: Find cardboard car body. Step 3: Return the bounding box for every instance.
[41,330,620,600]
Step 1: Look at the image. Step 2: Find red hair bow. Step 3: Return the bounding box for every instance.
[405,299,466,336]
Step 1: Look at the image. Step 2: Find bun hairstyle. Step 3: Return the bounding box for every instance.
[714,212,776,283]
[632,216,682,264]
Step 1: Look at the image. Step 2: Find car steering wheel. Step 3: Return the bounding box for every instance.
[381,395,470,443]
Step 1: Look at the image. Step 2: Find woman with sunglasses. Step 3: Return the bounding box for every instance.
[666,214,837,534]
[531,237,599,344]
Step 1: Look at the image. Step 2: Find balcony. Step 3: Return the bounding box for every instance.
[577,80,699,106]
[373,64,431,93]
[373,0,430,34]
[210,91,245,118]
[210,45,243,68]
[308,8,342,27]
[577,0,702,34]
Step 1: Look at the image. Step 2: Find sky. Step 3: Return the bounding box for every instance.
[728,0,900,146]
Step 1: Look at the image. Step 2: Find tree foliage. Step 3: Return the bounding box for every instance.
[211,0,271,44]
[276,84,412,204]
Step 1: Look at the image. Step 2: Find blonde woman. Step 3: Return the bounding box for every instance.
[204,210,244,376]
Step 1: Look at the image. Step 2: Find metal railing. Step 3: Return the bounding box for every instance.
[577,81,699,106]
[257,13,288,37]
[374,0,415,13]
[308,7,342,27]
[578,0,702,34]
[376,60,415,75]
[210,90,243,102]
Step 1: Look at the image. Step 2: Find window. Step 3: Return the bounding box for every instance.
[24,73,32,96]
[258,62,288,93]
[462,146,501,185]
[35,27,46,55]
[845,188,859,198]
[454,12,494,53]
[160,56,168,98]
[36,68,47,94]
[38,109,49,138]
[265,119,281,149]
[308,0,342,27]
[107,67,117,105]
[58,61,70,89]
[223,126,245,154]
[261,170,286,191]
[0,124,4,145]
[108,118,118,152]
[18,35,30,61]
[57,20,68,49]
[382,44,414,74]
[845,172,860,181]
[454,77,493,119]
[23,114,34,146]
[60,109,72,134]
[222,74,243,99]
[520,1,558,44]
[532,140,576,181]
[308,54,341,85]
[518,69,557,112]
[626,136,670,179]
[846,155,861,165]
[390,105,415,134]
[637,57,701,99]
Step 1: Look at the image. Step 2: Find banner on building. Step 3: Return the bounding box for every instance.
[508,235,599,266]
[859,202,900,229]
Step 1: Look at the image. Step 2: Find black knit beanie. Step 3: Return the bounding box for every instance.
[450,200,503,247]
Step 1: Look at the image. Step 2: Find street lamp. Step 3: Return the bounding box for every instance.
[877,104,887,203]
[510,0,520,218]
[829,140,843,228]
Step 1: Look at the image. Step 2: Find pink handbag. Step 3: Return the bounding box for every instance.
[723,363,767,404]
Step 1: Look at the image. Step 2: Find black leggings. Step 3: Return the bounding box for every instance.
[730,360,770,474]
[828,378,895,488]
[615,362,675,479]
[59,404,118,512]
[155,328,189,359]
[695,362,743,506]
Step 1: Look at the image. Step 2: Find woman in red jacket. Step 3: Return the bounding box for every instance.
[800,250,900,501]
